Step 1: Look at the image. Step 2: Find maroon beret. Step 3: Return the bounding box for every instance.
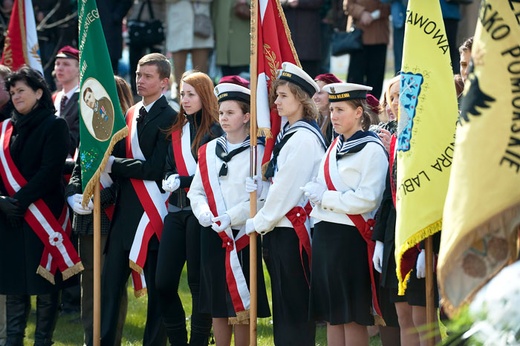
[314,73,342,85]
[56,45,79,61]
[219,75,250,88]
[366,93,380,114]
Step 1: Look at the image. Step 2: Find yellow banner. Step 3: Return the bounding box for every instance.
[438,0,520,315]
[395,0,458,294]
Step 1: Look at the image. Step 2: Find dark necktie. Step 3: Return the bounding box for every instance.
[60,95,68,115]
[137,106,147,123]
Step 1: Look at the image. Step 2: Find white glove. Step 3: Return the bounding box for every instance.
[104,156,115,173]
[245,175,263,196]
[245,218,256,235]
[373,241,384,273]
[198,211,214,227]
[211,213,231,233]
[67,194,93,215]
[416,249,426,279]
[162,174,180,192]
[300,178,327,205]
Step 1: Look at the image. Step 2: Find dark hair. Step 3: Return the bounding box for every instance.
[6,66,54,111]
[169,70,219,155]
[459,36,473,54]
[347,99,378,131]
[269,79,319,121]
[138,53,171,80]
[82,87,93,101]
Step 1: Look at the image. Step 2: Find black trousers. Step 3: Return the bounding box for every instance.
[100,236,166,346]
[155,210,212,346]
[347,44,387,100]
[263,227,316,346]
[6,293,59,346]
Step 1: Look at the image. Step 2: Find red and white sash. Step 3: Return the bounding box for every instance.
[323,137,383,320]
[125,105,169,296]
[172,122,197,191]
[285,203,313,287]
[0,120,83,284]
[198,142,250,316]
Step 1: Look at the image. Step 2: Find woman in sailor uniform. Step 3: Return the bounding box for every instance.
[303,83,388,346]
[187,82,270,346]
[156,71,223,346]
[245,62,327,346]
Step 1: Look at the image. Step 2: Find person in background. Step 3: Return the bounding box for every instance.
[0,63,10,346]
[65,76,133,346]
[97,0,133,74]
[459,36,473,83]
[101,53,176,346]
[313,73,342,146]
[156,70,222,346]
[0,66,79,346]
[212,0,250,77]
[53,45,80,156]
[165,0,214,96]
[281,0,323,78]
[344,0,390,99]
[304,82,388,346]
[381,0,406,74]
[245,62,327,346]
[440,0,461,74]
[187,82,271,346]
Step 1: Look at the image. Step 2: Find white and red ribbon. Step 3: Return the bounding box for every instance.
[124,105,168,296]
[0,120,82,284]
[323,136,382,318]
[198,142,250,314]
[172,122,197,192]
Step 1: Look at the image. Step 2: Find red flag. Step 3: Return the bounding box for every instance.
[255,0,300,165]
[1,0,43,73]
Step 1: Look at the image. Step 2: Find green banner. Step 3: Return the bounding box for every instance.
[77,0,127,199]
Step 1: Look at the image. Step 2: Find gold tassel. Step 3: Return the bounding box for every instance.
[134,288,148,298]
[61,262,85,281]
[228,310,250,325]
[36,266,55,285]
[129,260,143,274]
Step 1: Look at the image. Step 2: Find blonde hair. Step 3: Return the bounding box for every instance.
[269,79,319,121]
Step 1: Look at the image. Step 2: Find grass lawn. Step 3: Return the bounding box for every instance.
[23,264,382,345]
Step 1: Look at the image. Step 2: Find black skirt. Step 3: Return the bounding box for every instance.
[199,227,270,318]
[309,221,374,326]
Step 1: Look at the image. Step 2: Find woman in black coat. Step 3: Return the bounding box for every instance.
[0,66,78,346]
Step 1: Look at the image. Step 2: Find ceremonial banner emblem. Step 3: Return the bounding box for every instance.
[395,0,458,294]
[438,0,520,315]
[78,0,128,202]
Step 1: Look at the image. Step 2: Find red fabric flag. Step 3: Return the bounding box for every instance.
[255,0,300,165]
[0,0,43,73]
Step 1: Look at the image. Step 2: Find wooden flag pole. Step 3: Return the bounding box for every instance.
[425,236,436,346]
[93,181,101,346]
[249,0,259,342]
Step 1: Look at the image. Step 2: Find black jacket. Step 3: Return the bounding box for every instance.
[0,107,70,294]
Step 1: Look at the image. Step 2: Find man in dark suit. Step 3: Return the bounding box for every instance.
[97,0,133,74]
[101,53,176,346]
[53,45,80,156]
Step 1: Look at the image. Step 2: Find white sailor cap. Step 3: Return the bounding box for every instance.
[214,83,251,103]
[277,62,319,98]
[323,83,373,102]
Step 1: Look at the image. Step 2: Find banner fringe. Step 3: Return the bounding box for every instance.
[397,219,442,295]
[129,259,144,274]
[439,204,520,317]
[61,262,85,281]
[82,126,128,207]
[36,266,55,285]
[228,309,250,325]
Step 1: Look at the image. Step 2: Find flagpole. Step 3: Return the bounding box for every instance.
[425,236,435,346]
[249,0,259,342]
[93,180,101,346]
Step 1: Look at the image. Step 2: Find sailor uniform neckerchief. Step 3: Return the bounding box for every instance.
[335,130,388,159]
[264,119,327,179]
[215,136,251,177]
